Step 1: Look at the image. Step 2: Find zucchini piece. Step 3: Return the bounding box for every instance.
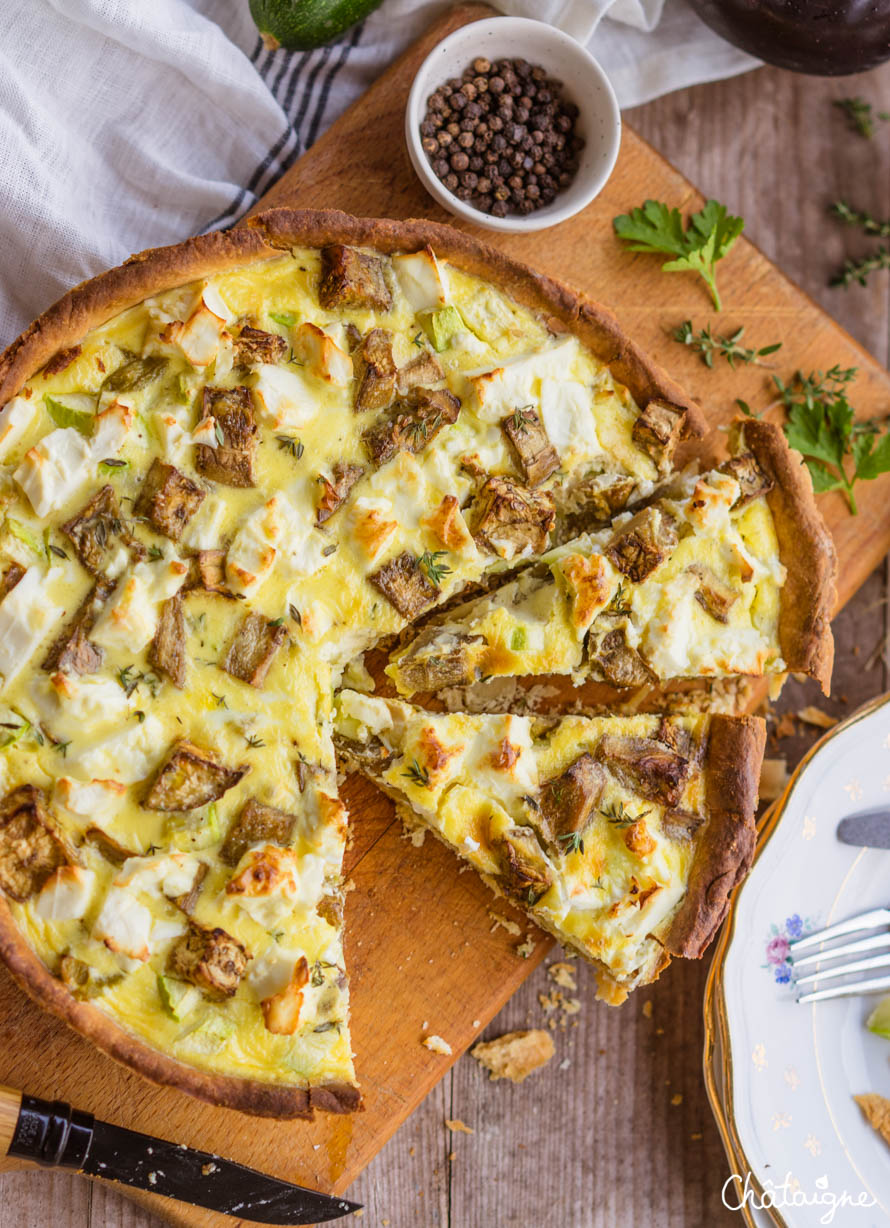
[157,974,201,1022]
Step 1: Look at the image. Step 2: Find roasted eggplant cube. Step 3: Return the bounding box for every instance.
[606,506,678,583]
[148,593,187,688]
[688,564,739,623]
[472,476,555,558]
[134,458,205,542]
[632,399,687,474]
[318,244,392,313]
[586,627,654,689]
[184,549,231,595]
[223,612,287,688]
[394,630,482,693]
[220,799,297,867]
[497,826,554,903]
[0,563,25,601]
[41,579,115,676]
[143,740,248,811]
[167,920,249,999]
[316,462,364,525]
[195,386,258,488]
[597,734,690,808]
[368,552,439,619]
[718,451,774,507]
[0,785,69,901]
[234,326,288,367]
[354,328,397,412]
[362,387,460,467]
[501,408,559,487]
[61,485,141,576]
[538,753,606,847]
[396,349,444,394]
[170,862,208,915]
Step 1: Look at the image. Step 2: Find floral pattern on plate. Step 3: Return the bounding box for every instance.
[763,914,819,986]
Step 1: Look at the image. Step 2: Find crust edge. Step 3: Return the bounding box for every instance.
[0,897,361,1119]
[664,713,765,959]
[0,208,707,450]
[738,417,837,693]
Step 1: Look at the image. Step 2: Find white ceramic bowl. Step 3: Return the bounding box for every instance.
[405,17,621,234]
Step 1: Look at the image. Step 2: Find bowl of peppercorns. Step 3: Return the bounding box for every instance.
[405,17,621,232]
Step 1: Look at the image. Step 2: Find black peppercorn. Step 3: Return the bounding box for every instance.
[420,55,581,219]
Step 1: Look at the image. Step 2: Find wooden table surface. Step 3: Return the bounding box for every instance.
[5,52,890,1228]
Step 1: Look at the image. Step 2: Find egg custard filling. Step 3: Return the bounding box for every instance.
[0,215,835,1117]
[334,692,766,1000]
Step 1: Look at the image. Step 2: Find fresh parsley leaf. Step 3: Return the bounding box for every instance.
[613,198,744,311]
[779,366,890,514]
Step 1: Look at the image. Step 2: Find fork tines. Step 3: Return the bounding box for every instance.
[789,907,890,1004]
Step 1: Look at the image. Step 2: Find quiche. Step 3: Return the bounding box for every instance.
[387,420,835,698]
[334,692,766,1000]
[0,210,834,1118]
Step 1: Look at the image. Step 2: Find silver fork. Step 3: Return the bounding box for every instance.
[789,907,890,1003]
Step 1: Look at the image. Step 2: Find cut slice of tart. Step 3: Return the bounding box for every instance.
[386,420,837,700]
[334,691,765,1002]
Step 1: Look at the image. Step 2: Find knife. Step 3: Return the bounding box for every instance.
[0,1083,360,1223]
[837,809,890,849]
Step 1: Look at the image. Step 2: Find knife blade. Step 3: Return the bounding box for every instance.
[837,809,890,849]
[0,1084,360,1224]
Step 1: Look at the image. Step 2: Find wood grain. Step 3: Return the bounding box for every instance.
[5,7,890,1226]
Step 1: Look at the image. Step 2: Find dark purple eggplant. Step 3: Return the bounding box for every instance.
[689,0,890,75]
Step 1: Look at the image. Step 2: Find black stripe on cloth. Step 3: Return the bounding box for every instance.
[201,24,362,234]
[304,19,365,151]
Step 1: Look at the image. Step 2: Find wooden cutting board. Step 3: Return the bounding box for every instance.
[3,5,890,1224]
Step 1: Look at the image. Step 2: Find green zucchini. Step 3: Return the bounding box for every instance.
[249,0,384,52]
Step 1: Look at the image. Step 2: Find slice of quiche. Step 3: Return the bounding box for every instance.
[334,691,765,1001]
[0,210,720,1117]
[387,419,836,699]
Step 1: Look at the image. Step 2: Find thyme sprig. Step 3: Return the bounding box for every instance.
[402,757,431,787]
[672,320,781,369]
[830,200,890,240]
[600,800,651,828]
[831,246,890,289]
[276,434,304,459]
[833,96,890,139]
[418,550,452,587]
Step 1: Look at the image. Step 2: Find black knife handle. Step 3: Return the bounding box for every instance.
[8,1094,94,1170]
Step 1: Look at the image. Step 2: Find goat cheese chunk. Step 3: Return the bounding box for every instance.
[13,428,93,516]
[0,567,64,694]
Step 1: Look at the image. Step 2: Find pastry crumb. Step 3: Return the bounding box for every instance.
[642,1000,653,1019]
[471,1028,554,1082]
[488,910,521,936]
[759,756,788,801]
[671,1093,683,1106]
[423,1033,453,1056]
[515,935,536,958]
[445,1118,474,1134]
[796,705,837,729]
[855,1093,890,1145]
[548,961,577,990]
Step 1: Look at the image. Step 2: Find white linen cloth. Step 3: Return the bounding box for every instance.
[0,0,758,349]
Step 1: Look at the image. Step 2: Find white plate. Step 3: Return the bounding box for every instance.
[717,694,890,1227]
